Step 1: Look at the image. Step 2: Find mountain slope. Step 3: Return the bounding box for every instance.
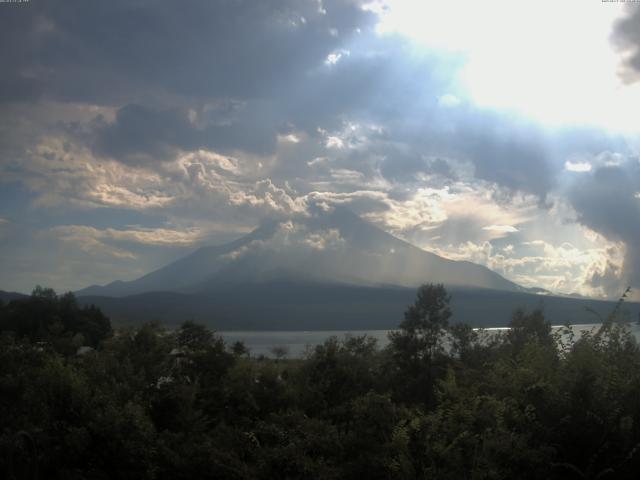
[0,290,29,303]
[78,222,281,297]
[77,208,520,297]
[78,284,640,330]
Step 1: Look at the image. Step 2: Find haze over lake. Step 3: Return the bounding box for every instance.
[219,323,640,357]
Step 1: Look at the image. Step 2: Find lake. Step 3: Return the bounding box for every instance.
[219,322,640,358]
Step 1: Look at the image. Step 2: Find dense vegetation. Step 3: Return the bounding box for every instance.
[2,284,640,479]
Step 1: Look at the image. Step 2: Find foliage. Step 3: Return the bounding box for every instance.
[387,283,451,406]
[1,284,640,478]
[0,287,112,352]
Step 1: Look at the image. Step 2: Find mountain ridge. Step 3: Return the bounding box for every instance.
[74,283,640,330]
[77,208,520,297]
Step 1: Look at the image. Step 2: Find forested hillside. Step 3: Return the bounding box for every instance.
[2,286,640,479]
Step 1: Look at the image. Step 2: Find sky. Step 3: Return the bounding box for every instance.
[1,0,640,299]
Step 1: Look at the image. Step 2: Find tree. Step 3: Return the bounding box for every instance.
[0,288,112,349]
[270,345,289,361]
[389,283,451,364]
[177,321,215,353]
[387,284,452,406]
[506,308,553,352]
[231,340,250,357]
[31,285,57,300]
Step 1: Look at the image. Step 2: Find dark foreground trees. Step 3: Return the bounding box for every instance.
[0,286,112,351]
[387,283,451,406]
[1,285,640,479]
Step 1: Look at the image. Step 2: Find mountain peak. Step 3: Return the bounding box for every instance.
[77,209,520,297]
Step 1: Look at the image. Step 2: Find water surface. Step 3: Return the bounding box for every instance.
[219,322,640,358]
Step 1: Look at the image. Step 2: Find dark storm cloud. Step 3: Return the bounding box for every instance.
[612,4,640,82]
[281,37,462,131]
[344,106,556,198]
[0,4,50,103]
[380,154,454,182]
[86,104,278,163]
[452,114,553,198]
[0,0,379,163]
[0,0,376,104]
[568,161,640,292]
[272,33,558,199]
[1,0,564,200]
[389,112,630,200]
[287,37,559,197]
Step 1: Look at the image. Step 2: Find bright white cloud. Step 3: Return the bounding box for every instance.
[221,221,345,261]
[230,179,308,216]
[438,93,461,108]
[307,156,330,167]
[318,122,379,152]
[49,224,206,253]
[376,0,640,132]
[482,225,519,234]
[329,168,365,183]
[5,135,177,210]
[278,133,301,144]
[325,49,350,65]
[565,161,592,173]
[48,227,137,260]
[304,228,345,251]
[325,136,345,149]
[432,235,624,298]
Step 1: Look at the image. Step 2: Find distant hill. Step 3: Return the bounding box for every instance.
[77,283,640,330]
[0,290,28,303]
[77,208,520,297]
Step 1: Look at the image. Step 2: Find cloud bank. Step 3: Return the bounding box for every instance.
[0,0,637,299]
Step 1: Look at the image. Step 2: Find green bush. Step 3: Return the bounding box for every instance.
[2,284,640,479]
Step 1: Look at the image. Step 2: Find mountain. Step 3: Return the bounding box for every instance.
[72,209,640,330]
[0,290,29,303]
[77,283,640,330]
[77,208,520,297]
